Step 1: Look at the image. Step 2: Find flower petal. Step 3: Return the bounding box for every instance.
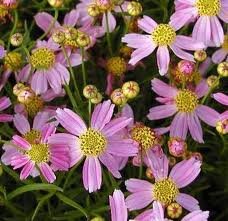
[176,193,200,212]
[39,162,56,183]
[156,46,170,75]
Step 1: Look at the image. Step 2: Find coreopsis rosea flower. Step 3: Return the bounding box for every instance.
[49,100,138,192]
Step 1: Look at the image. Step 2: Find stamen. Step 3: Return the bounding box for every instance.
[26,144,50,163]
[195,0,221,16]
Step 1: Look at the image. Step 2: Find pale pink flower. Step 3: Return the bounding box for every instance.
[0,96,13,122]
[147,78,220,143]
[122,15,205,75]
[49,100,138,192]
[125,147,201,212]
[109,189,128,221]
[171,0,228,46]
[1,112,69,183]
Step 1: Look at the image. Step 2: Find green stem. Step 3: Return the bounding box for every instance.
[138,153,143,179]
[80,47,87,87]
[62,46,82,102]
[88,100,92,125]
[105,12,113,56]
[7,10,18,50]
[64,85,78,112]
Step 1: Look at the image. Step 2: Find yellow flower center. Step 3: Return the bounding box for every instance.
[151,24,176,46]
[79,128,107,156]
[24,96,44,117]
[131,125,158,151]
[175,89,198,112]
[0,4,8,18]
[195,0,221,16]
[23,130,42,144]
[222,35,228,51]
[107,57,127,76]
[4,52,22,71]
[30,48,55,70]
[26,144,50,163]
[154,178,179,205]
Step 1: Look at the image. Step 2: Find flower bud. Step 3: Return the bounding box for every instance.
[216,119,228,135]
[4,51,22,71]
[194,50,207,62]
[90,92,103,104]
[177,60,195,75]
[17,88,35,104]
[120,46,133,59]
[113,0,125,5]
[127,1,142,16]
[168,137,187,157]
[191,152,203,162]
[146,167,154,180]
[167,203,182,219]
[168,156,176,167]
[76,31,90,47]
[83,85,98,99]
[122,81,140,99]
[217,62,228,77]
[13,83,26,96]
[48,0,64,8]
[90,217,104,221]
[10,33,23,47]
[206,75,219,87]
[107,57,127,76]
[52,30,65,44]
[87,4,100,17]
[111,88,127,106]
[64,27,78,40]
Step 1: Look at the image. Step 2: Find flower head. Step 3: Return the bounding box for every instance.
[49,100,138,192]
[122,15,205,75]
[147,78,220,143]
[125,146,201,212]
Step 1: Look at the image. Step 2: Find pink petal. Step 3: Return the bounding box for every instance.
[213,93,228,106]
[212,49,227,64]
[174,35,205,50]
[31,71,48,95]
[170,43,194,61]
[20,161,35,180]
[210,16,224,47]
[12,135,31,150]
[152,201,165,220]
[11,155,30,169]
[13,114,30,135]
[0,114,13,122]
[41,123,56,143]
[102,11,116,32]
[33,112,50,130]
[195,80,209,98]
[0,96,11,111]
[125,179,153,192]
[46,68,62,94]
[156,46,170,75]
[83,157,102,192]
[176,193,200,212]
[54,63,70,85]
[63,9,79,26]
[138,15,158,33]
[17,64,31,83]
[39,162,56,183]
[182,210,209,221]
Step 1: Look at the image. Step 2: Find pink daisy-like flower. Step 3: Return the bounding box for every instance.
[49,100,138,192]
[170,0,228,46]
[122,15,205,75]
[147,78,220,143]
[25,38,70,95]
[1,112,70,183]
[125,147,201,212]
[109,189,128,221]
[0,96,13,122]
[212,35,228,63]
[134,201,209,221]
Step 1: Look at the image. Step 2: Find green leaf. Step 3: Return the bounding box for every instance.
[7,184,63,200]
[56,192,89,219]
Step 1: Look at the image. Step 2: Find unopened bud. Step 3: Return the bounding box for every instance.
[87,4,100,17]
[17,88,35,104]
[168,156,176,166]
[48,0,64,8]
[122,81,140,99]
[83,85,98,99]
[76,32,90,47]
[146,168,154,180]
[194,50,207,62]
[90,92,103,104]
[90,217,105,221]
[64,27,78,40]
[207,75,219,87]
[127,1,142,16]
[13,83,26,96]
[52,30,65,44]
[217,62,228,77]
[177,60,195,75]
[167,203,182,219]
[10,33,23,47]
[216,119,228,135]
[168,137,187,157]
[111,88,127,106]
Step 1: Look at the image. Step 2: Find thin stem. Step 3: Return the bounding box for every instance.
[64,85,78,111]
[139,153,143,179]
[7,10,18,50]
[61,46,82,102]
[80,47,87,87]
[105,12,113,56]
[88,100,92,125]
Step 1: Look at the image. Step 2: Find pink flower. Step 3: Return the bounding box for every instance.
[0,45,6,59]
[213,92,228,106]
[212,35,228,63]
[0,96,13,122]
[49,100,138,192]
[109,189,128,221]
[2,0,17,6]
[125,147,201,212]
[135,201,209,221]
[170,0,228,46]
[122,15,205,75]
[1,112,69,183]
[147,78,220,143]
[26,38,70,95]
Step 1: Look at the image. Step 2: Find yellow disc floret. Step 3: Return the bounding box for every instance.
[26,144,50,163]
[153,178,179,205]
[4,51,22,71]
[195,0,221,16]
[23,130,42,144]
[107,57,127,76]
[151,24,176,46]
[131,125,158,151]
[30,48,55,70]
[79,128,107,156]
[24,95,44,117]
[175,89,198,112]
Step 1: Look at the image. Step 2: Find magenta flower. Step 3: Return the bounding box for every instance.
[25,38,70,95]
[122,15,205,75]
[125,147,201,212]
[135,201,209,221]
[212,35,228,63]
[170,0,228,46]
[109,189,128,221]
[147,78,220,143]
[49,100,138,192]
[1,112,70,183]
[0,96,13,122]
